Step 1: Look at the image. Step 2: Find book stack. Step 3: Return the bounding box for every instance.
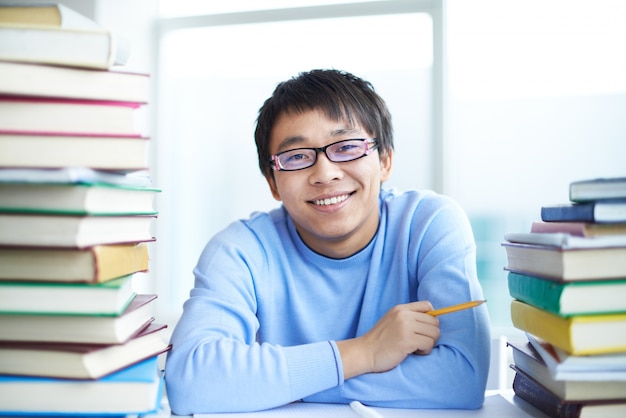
[502,176,626,418]
[0,4,169,416]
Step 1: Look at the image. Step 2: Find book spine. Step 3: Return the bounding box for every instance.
[512,371,582,418]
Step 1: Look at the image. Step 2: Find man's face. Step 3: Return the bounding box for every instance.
[265,109,393,258]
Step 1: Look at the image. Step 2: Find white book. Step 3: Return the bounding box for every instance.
[527,334,626,381]
[504,231,626,249]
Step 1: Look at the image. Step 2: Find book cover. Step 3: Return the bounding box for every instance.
[512,367,626,418]
[0,182,159,215]
[569,177,626,203]
[0,96,142,136]
[0,242,150,283]
[508,340,626,400]
[541,200,626,223]
[502,242,626,281]
[0,275,136,315]
[0,356,164,415]
[0,213,155,248]
[0,323,170,379]
[510,300,626,355]
[0,294,157,344]
[507,271,626,316]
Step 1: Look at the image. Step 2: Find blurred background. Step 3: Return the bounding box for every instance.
[9,0,625,343]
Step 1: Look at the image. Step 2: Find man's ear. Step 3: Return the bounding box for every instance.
[265,174,282,201]
[379,148,393,182]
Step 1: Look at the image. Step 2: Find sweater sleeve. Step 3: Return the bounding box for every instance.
[164,222,343,415]
[305,194,492,409]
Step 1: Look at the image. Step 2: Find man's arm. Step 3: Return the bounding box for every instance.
[337,301,439,379]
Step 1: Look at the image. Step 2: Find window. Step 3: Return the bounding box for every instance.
[154,2,438,323]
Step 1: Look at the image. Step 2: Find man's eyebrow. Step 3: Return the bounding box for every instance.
[276,136,306,152]
[330,127,360,137]
[275,128,361,152]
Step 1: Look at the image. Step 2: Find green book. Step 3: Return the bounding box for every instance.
[0,182,159,215]
[507,271,626,316]
[0,275,136,316]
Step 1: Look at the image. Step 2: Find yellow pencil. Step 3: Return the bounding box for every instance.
[426,300,486,316]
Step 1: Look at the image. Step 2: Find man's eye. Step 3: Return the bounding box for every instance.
[284,152,310,163]
[337,144,359,153]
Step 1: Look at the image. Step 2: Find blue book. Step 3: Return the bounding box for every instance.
[0,356,163,416]
[541,200,626,223]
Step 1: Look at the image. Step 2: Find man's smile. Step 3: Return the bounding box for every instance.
[310,193,352,206]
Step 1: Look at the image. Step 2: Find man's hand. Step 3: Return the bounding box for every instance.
[337,301,440,379]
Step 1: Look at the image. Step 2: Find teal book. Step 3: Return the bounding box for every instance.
[0,356,164,416]
[507,271,626,316]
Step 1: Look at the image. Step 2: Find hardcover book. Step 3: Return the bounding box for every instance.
[0,356,164,415]
[0,323,170,379]
[0,242,150,283]
[508,340,626,400]
[502,242,626,281]
[0,61,149,103]
[0,132,150,170]
[0,96,142,136]
[530,221,626,237]
[512,367,626,418]
[510,300,626,355]
[526,334,626,382]
[507,271,626,316]
[541,200,626,223]
[569,177,626,203]
[0,182,159,215]
[0,275,136,315]
[0,2,130,70]
[0,213,155,248]
[0,294,157,344]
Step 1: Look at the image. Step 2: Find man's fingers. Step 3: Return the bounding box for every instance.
[404,300,434,313]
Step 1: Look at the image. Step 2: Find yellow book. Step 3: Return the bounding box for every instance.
[510,300,626,355]
[0,243,150,283]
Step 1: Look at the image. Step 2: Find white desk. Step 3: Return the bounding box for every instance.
[155,391,548,418]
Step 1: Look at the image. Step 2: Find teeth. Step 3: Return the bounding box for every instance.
[313,194,349,206]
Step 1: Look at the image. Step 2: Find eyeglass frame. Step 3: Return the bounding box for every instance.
[268,138,379,172]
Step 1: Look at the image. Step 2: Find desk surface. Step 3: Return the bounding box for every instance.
[157,391,548,418]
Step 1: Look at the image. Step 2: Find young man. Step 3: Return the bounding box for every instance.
[165,69,491,414]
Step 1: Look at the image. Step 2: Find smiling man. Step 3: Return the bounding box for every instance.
[165,69,491,414]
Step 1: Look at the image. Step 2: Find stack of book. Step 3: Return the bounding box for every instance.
[502,176,626,418]
[0,3,169,416]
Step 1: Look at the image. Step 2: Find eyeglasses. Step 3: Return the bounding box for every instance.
[269,138,378,171]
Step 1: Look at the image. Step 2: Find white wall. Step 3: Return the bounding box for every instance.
[11,0,625,333]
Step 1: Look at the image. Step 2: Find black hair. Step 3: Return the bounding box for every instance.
[254,69,394,178]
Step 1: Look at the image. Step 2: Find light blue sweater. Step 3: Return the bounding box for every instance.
[165,189,491,414]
